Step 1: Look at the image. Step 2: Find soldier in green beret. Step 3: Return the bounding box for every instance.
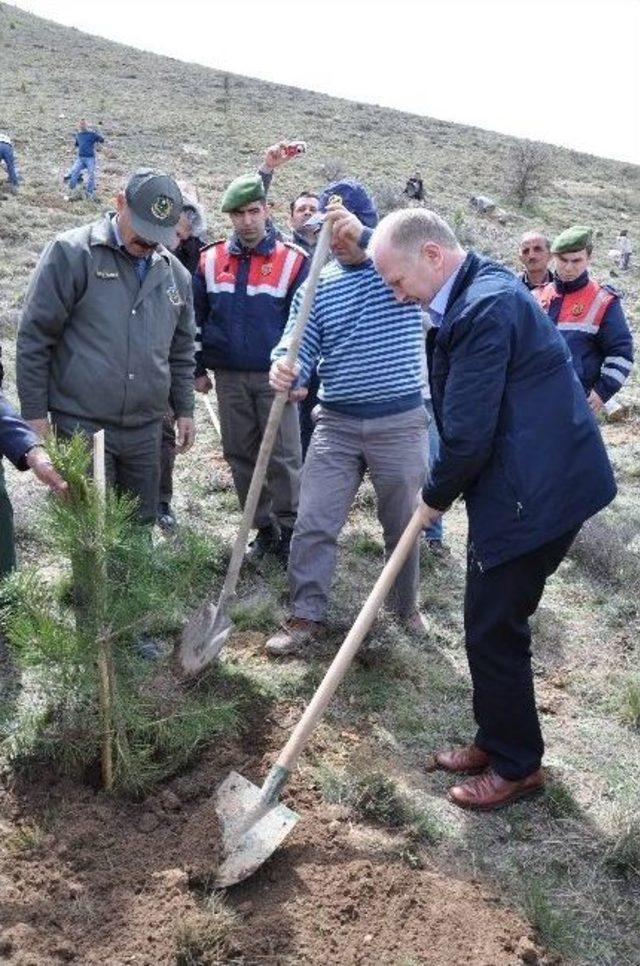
[193,172,310,567]
[532,225,633,415]
[220,172,266,214]
[550,225,593,255]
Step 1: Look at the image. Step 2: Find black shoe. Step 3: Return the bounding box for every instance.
[245,523,280,565]
[275,526,293,567]
[157,501,178,532]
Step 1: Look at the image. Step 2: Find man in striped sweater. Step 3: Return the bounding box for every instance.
[266,180,429,656]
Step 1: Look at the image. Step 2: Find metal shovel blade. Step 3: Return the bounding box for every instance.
[214,771,299,888]
[179,602,233,676]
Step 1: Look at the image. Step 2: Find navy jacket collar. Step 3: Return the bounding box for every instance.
[552,270,590,294]
[228,224,278,257]
[443,251,480,315]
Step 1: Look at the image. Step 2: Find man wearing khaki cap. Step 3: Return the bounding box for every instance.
[193,172,309,566]
[533,225,634,415]
[17,169,196,523]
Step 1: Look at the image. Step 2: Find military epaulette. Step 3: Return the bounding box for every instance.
[282,238,309,258]
[602,283,622,300]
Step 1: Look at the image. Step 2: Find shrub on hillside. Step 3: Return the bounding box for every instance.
[371,179,409,217]
[506,140,552,208]
[318,158,348,182]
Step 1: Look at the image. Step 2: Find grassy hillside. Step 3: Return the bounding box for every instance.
[1,5,640,965]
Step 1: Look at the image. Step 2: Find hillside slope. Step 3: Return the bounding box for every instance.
[0,1,638,308]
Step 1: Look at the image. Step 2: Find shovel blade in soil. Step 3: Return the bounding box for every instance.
[179,602,233,675]
[214,771,298,888]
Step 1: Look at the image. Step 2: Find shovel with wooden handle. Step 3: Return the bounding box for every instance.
[179,218,332,676]
[213,505,425,887]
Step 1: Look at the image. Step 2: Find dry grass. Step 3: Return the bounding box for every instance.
[174,892,240,966]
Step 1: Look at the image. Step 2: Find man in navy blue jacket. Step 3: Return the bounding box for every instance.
[1,391,67,577]
[369,208,616,811]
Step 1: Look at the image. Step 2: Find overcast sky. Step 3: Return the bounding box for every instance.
[9,0,640,164]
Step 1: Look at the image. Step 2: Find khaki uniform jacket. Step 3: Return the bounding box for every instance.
[17,215,195,427]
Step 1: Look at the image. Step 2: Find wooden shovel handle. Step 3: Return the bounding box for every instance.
[276,506,426,773]
[214,220,332,614]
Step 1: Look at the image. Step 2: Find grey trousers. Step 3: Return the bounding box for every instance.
[52,413,162,524]
[213,369,301,530]
[289,405,429,621]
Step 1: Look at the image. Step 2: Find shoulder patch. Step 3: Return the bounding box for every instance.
[201,239,227,250]
[282,239,309,258]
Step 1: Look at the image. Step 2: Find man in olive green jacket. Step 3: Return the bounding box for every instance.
[17,169,196,523]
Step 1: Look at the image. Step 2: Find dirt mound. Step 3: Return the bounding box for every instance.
[226,788,549,965]
[0,758,228,965]
[0,761,550,965]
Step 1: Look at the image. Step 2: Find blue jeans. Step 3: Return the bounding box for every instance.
[68,156,97,196]
[424,398,444,542]
[0,142,18,185]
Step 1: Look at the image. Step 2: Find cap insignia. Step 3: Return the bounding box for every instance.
[151,195,174,221]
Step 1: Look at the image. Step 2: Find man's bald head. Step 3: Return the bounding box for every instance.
[370,208,460,259]
[369,208,465,306]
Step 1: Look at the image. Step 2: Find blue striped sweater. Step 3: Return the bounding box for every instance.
[271,259,425,418]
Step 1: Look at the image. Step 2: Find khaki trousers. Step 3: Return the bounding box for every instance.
[213,369,301,530]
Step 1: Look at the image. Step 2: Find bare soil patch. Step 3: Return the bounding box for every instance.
[0,634,550,966]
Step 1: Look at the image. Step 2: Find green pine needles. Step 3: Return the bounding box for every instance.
[0,433,238,796]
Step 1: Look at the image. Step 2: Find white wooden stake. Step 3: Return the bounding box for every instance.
[93,431,113,791]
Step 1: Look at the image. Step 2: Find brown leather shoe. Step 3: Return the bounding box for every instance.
[265,617,327,657]
[448,768,545,811]
[428,743,490,774]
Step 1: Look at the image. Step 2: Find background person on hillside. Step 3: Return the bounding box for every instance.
[266,183,429,657]
[17,169,196,525]
[370,208,616,811]
[0,130,19,192]
[533,225,634,416]
[1,389,67,579]
[192,172,309,567]
[518,231,552,289]
[616,229,632,270]
[66,118,104,200]
[404,171,424,202]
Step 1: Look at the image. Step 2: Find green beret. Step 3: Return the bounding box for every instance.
[220,172,266,213]
[551,225,593,254]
